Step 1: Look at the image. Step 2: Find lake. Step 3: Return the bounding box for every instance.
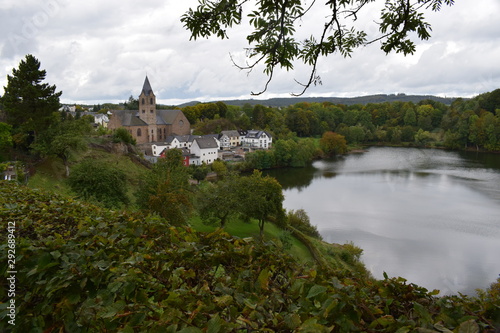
[265,147,500,295]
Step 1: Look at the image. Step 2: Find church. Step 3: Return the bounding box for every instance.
[108,77,190,145]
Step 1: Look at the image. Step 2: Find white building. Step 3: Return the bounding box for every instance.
[190,137,220,165]
[242,130,272,149]
[151,136,181,156]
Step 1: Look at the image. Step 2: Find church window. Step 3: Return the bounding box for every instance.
[142,110,145,114]
[150,109,153,113]
[142,98,145,105]
[150,97,153,104]
[137,128,142,136]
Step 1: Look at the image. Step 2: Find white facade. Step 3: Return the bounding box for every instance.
[190,137,220,165]
[94,114,109,127]
[151,137,181,156]
[242,130,272,149]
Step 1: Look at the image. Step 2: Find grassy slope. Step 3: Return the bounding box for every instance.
[189,215,313,263]
[27,144,366,275]
[27,145,149,206]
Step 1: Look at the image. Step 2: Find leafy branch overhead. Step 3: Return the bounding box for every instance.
[181,0,455,96]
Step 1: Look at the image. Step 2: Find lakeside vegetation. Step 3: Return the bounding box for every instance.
[1,55,499,331]
[2,181,499,331]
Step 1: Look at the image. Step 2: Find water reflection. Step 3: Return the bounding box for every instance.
[267,147,500,295]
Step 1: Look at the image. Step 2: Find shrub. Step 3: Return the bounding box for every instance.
[287,209,322,240]
[67,159,129,208]
[112,127,136,145]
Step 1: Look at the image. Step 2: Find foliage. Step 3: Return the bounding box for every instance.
[239,170,286,237]
[182,0,454,95]
[1,181,498,332]
[287,209,322,240]
[0,55,62,145]
[0,122,13,150]
[112,127,136,145]
[210,159,228,178]
[67,159,129,208]
[320,131,348,156]
[33,116,92,176]
[196,174,241,228]
[136,149,193,225]
[190,164,210,183]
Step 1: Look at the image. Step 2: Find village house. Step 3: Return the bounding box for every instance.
[190,137,220,165]
[107,77,190,144]
[151,136,181,156]
[219,130,241,149]
[242,130,272,149]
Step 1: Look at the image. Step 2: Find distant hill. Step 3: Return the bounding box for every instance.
[177,94,460,108]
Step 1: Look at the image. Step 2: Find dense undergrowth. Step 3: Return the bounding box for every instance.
[1,181,499,332]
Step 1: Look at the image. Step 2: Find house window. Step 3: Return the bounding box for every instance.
[150,109,153,113]
[150,97,153,104]
[142,110,145,114]
[137,128,142,136]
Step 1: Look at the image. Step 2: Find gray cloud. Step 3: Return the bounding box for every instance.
[1,0,499,105]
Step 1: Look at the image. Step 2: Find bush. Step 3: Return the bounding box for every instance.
[112,127,136,145]
[67,159,129,208]
[287,209,322,240]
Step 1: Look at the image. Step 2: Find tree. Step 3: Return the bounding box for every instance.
[196,174,242,228]
[287,209,322,240]
[124,95,139,110]
[181,0,454,95]
[0,122,13,152]
[239,170,285,238]
[211,159,228,178]
[320,131,347,156]
[136,149,193,225]
[33,117,92,176]
[1,55,62,146]
[190,164,209,183]
[67,159,129,208]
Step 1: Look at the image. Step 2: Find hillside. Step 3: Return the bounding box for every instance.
[177,94,459,108]
[1,181,498,332]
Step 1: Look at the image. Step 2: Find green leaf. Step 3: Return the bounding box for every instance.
[118,326,135,333]
[433,322,453,333]
[207,314,223,333]
[257,268,270,290]
[306,285,327,299]
[457,319,479,333]
[178,328,202,333]
[284,313,301,329]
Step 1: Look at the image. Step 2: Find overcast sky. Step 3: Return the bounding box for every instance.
[1,0,499,106]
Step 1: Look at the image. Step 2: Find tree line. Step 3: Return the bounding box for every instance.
[185,90,500,153]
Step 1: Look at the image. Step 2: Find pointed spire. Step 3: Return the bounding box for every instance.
[141,76,153,96]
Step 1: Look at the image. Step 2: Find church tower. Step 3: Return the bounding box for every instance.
[138,76,157,141]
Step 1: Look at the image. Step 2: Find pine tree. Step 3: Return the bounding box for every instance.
[1,54,62,146]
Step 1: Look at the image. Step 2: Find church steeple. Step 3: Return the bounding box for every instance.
[138,76,157,141]
[141,76,153,96]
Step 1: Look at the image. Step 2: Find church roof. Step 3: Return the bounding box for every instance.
[111,110,147,126]
[110,109,183,126]
[141,76,154,96]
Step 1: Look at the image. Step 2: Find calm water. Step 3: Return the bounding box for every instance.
[265,147,500,295]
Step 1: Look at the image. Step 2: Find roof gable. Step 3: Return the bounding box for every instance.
[194,137,219,149]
